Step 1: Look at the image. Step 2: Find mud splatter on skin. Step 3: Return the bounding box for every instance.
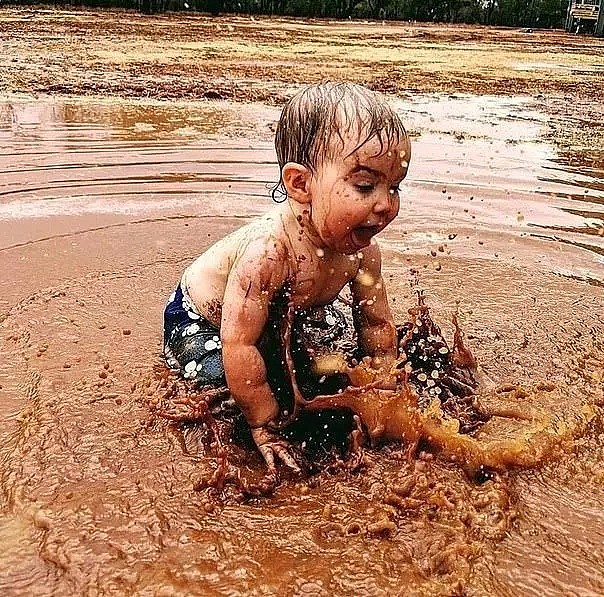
[199,298,222,327]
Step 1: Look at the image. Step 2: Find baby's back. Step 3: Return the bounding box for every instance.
[184,214,280,325]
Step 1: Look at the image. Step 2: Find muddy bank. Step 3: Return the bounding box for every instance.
[1,8,604,156]
[2,9,604,100]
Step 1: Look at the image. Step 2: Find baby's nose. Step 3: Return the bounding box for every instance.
[373,192,392,213]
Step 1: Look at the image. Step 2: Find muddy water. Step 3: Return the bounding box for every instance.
[0,95,603,596]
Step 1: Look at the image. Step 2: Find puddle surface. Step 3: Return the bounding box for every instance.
[0,95,603,596]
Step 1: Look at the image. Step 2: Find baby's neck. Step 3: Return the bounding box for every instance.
[277,202,334,261]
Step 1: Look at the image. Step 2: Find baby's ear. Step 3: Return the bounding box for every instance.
[281,162,312,204]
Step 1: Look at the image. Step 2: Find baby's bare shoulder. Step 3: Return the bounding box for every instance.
[229,222,291,292]
[358,241,383,273]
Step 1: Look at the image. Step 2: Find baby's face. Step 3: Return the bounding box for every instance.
[308,134,410,254]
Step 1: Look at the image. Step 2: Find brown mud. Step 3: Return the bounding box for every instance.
[1,9,604,597]
[146,259,599,502]
[1,232,602,595]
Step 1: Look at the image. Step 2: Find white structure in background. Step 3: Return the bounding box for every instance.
[565,0,604,35]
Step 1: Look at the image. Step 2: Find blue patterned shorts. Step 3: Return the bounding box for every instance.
[163,282,225,387]
[163,279,356,394]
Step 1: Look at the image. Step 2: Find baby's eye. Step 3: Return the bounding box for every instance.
[355,183,375,193]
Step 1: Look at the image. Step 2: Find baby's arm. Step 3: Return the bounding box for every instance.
[351,242,397,365]
[220,240,300,473]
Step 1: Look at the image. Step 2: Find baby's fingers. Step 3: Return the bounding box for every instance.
[259,444,277,476]
[273,444,302,473]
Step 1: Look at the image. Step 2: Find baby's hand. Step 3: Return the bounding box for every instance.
[251,426,302,476]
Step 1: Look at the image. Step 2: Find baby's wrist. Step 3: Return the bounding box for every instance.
[247,403,280,429]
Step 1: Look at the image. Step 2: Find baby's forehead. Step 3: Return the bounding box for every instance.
[337,134,409,167]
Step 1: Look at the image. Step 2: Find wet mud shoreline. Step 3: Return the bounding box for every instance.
[1,8,604,597]
[2,7,604,156]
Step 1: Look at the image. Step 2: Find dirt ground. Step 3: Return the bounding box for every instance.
[1,7,604,153]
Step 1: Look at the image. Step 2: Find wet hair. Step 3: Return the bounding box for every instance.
[272,82,408,202]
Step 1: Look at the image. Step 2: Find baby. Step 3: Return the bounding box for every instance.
[163,82,411,474]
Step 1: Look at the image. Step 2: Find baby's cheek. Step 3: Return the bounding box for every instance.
[333,189,350,205]
[328,192,349,220]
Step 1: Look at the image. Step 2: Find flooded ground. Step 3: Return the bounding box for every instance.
[1,9,604,597]
[1,93,603,596]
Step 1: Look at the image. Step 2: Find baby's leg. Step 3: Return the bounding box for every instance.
[292,298,358,397]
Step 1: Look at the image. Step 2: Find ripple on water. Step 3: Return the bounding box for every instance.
[1,96,603,285]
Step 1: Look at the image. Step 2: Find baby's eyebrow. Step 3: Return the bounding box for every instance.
[349,165,382,177]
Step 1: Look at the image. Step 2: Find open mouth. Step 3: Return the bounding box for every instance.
[351,224,382,248]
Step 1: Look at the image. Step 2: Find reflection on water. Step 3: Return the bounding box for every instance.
[1,95,602,283]
[0,96,603,596]
[0,100,279,242]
